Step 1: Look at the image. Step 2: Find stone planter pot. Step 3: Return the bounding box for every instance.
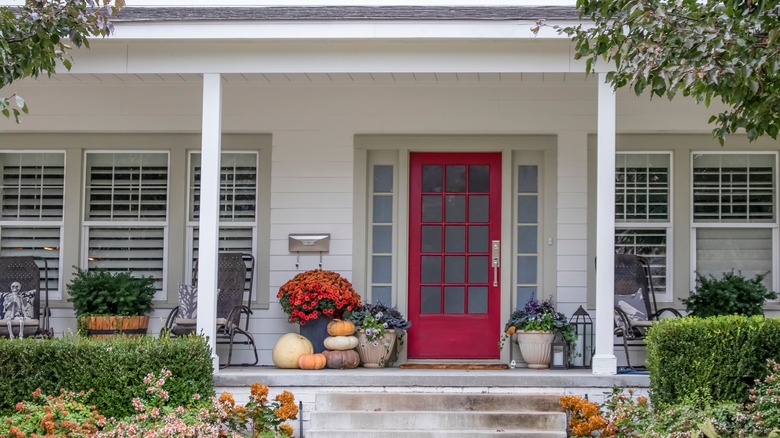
[356,330,397,368]
[516,330,555,369]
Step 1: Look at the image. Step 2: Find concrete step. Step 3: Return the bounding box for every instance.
[306,430,568,438]
[309,410,567,430]
[315,392,564,413]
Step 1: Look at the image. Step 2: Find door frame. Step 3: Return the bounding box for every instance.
[352,135,558,364]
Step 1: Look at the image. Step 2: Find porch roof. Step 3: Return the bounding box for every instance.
[114,6,581,22]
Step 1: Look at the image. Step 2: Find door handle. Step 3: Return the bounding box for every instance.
[491,240,500,287]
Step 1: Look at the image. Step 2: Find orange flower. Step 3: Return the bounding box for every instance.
[506,326,516,335]
[274,402,299,420]
[275,391,295,405]
[251,383,269,402]
[218,392,235,408]
[277,270,362,324]
[279,423,294,436]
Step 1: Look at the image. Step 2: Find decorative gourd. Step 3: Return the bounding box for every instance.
[323,335,359,351]
[323,349,360,369]
[272,333,314,369]
[327,319,356,336]
[297,353,327,370]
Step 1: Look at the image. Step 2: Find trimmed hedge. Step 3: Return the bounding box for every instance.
[0,334,213,419]
[646,315,780,407]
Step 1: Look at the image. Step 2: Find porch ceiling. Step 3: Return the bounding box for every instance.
[39,72,591,83]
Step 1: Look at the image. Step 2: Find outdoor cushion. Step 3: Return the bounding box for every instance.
[0,289,36,320]
[177,283,198,319]
[174,318,197,326]
[0,319,38,326]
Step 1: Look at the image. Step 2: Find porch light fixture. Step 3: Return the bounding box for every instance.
[550,332,568,370]
[570,305,594,369]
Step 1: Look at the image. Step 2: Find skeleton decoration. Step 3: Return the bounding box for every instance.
[2,282,33,339]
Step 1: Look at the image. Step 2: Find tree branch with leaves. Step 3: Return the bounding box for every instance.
[0,0,124,122]
[548,0,780,143]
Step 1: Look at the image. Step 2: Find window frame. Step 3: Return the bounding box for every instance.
[689,151,779,292]
[614,151,674,302]
[0,150,67,299]
[80,150,171,299]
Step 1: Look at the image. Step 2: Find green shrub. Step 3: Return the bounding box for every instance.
[0,334,213,419]
[67,268,156,316]
[645,315,780,407]
[682,271,777,317]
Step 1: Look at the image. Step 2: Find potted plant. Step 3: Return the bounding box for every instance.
[500,297,575,369]
[277,269,362,353]
[346,301,411,367]
[67,267,156,338]
[682,270,777,317]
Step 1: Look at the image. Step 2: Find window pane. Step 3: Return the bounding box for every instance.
[372,255,392,284]
[421,256,441,283]
[468,195,489,223]
[517,196,538,224]
[518,165,538,193]
[373,165,393,193]
[88,153,169,221]
[517,287,537,307]
[372,286,392,306]
[445,226,465,253]
[517,256,537,284]
[615,228,667,295]
[692,153,775,223]
[616,153,670,222]
[422,196,442,222]
[468,286,488,314]
[373,195,393,223]
[373,225,392,253]
[696,228,772,289]
[517,225,537,254]
[468,226,489,253]
[0,152,65,221]
[421,286,441,313]
[468,165,490,193]
[445,195,466,222]
[192,227,254,292]
[444,286,465,313]
[445,165,467,193]
[444,256,465,283]
[422,165,443,193]
[421,226,442,253]
[88,227,165,298]
[0,227,61,296]
[468,256,489,283]
[190,153,257,222]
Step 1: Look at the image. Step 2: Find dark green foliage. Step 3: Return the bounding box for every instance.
[552,0,780,143]
[0,335,213,419]
[682,271,777,317]
[1,1,123,121]
[645,315,780,407]
[67,268,156,316]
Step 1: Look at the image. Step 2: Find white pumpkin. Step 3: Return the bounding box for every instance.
[323,335,359,351]
[272,333,314,368]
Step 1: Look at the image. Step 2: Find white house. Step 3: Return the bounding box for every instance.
[1,1,778,377]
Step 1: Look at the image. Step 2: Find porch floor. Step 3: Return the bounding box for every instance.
[214,366,650,389]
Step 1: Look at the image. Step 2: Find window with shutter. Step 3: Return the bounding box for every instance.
[0,152,65,297]
[186,152,258,291]
[691,152,777,291]
[83,152,169,296]
[615,152,672,298]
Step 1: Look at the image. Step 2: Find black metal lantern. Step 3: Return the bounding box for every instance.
[570,305,594,369]
[549,331,569,369]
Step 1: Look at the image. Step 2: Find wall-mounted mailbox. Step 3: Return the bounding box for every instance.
[289,234,330,252]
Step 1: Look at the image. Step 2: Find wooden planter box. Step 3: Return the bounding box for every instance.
[86,315,149,338]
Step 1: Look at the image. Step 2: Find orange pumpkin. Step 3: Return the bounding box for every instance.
[323,349,360,369]
[327,319,356,336]
[297,353,327,370]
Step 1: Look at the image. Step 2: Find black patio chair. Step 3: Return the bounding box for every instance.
[0,256,53,339]
[162,253,258,368]
[614,253,682,370]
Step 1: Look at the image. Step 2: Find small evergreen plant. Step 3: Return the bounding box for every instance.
[66,268,156,316]
[681,271,776,317]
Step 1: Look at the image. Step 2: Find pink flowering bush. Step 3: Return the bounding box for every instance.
[1,369,297,438]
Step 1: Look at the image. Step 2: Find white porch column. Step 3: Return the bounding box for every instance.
[592,73,618,375]
[196,73,222,371]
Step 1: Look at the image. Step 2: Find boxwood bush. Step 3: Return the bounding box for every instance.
[0,334,213,419]
[646,315,780,407]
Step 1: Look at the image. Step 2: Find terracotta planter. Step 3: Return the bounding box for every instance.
[516,330,554,369]
[86,315,149,338]
[356,330,397,368]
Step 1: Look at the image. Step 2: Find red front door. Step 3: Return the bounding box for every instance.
[408,152,502,359]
